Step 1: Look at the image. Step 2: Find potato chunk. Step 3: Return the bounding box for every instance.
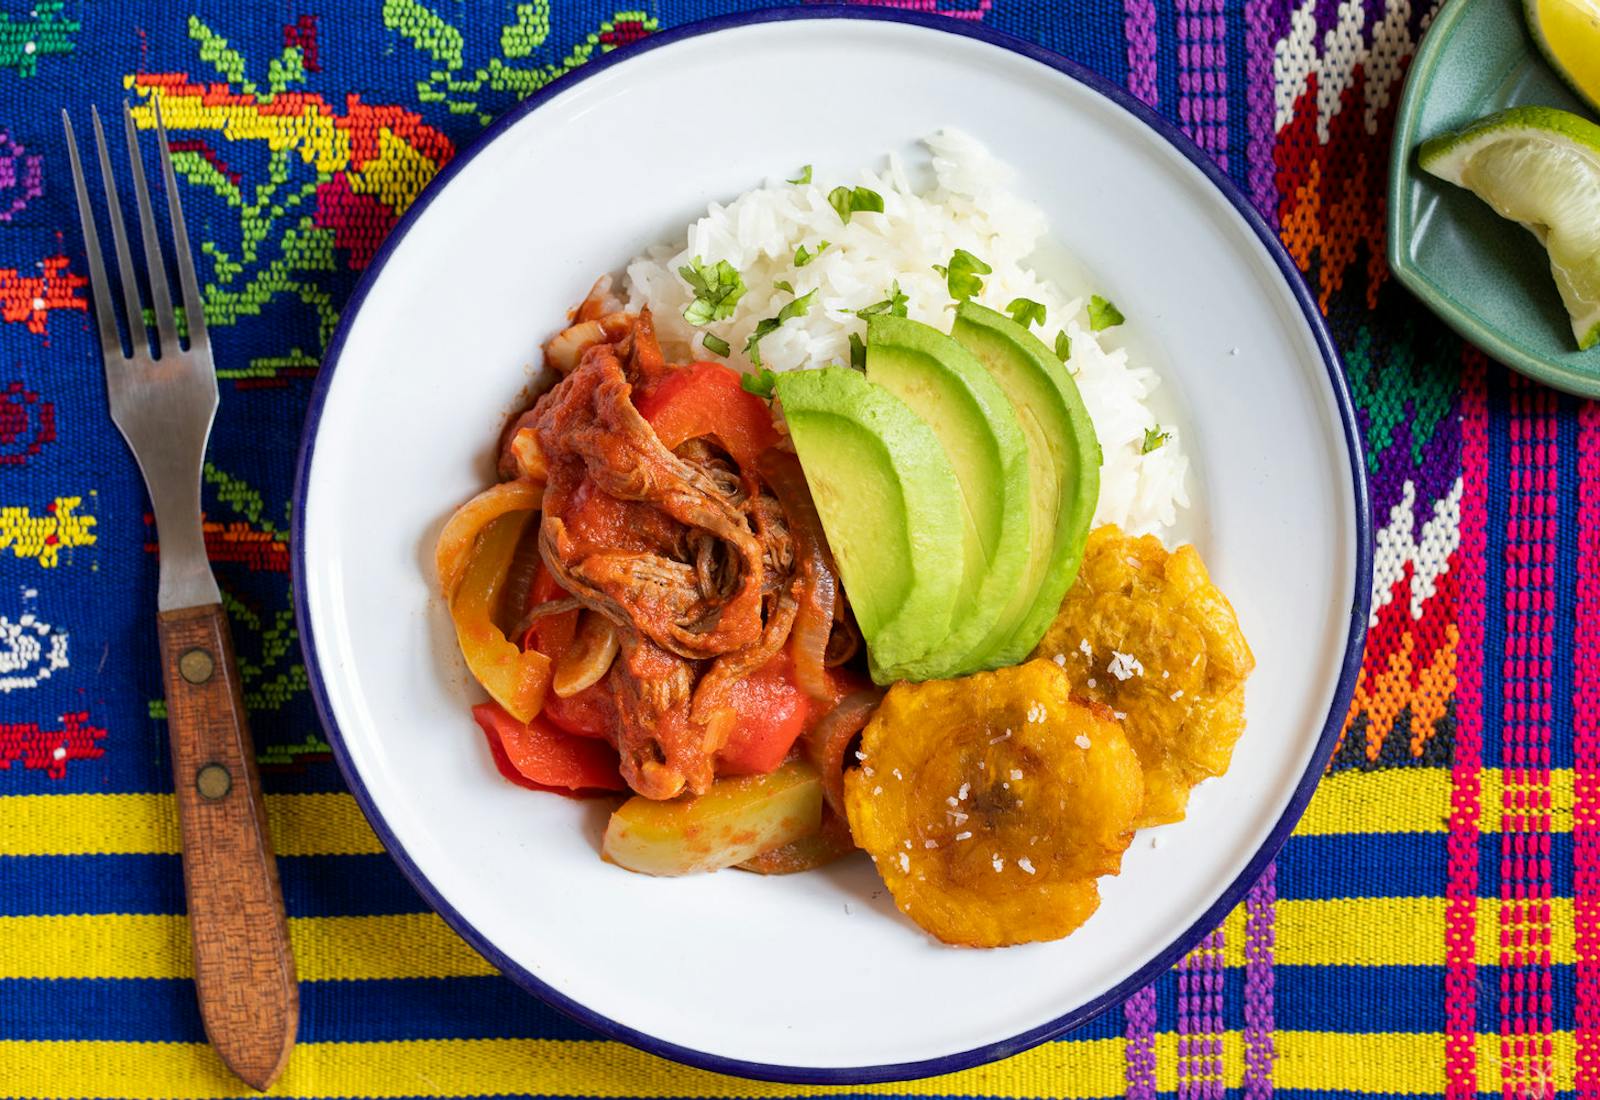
[1034,525,1254,827]
[844,660,1143,947]
[603,760,822,876]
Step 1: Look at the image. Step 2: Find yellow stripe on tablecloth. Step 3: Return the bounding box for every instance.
[0,914,494,980]
[0,768,1575,858]
[1277,896,1573,967]
[1211,896,1577,969]
[0,1032,1575,1099]
[0,793,383,856]
[0,897,1574,980]
[1293,767,1575,835]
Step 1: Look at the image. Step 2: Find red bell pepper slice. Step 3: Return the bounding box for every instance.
[715,647,812,776]
[634,361,780,469]
[473,701,625,795]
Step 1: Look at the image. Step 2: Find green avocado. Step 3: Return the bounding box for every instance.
[863,314,1032,679]
[949,301,1100,666]
[771,366,966,684]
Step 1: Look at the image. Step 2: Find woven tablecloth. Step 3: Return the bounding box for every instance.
[0,0,1588,1096]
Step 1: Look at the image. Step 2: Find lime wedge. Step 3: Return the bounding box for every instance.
[1525,0,1600,114]
[1419,105,1600,351]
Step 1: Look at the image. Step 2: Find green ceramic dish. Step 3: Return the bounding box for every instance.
[1388,0,1600,396]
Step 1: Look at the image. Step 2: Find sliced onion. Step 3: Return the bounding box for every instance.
[759,450,837,701]
[553,612,620,698]
[434,480,544,600]
[803,689,883,818]
[495,519,545,636]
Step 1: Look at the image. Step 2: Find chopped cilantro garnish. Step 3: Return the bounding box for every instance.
[1141,426,1171,454]
[1088,294,1125,330]
[744,289,817,367]
[936,249,992,302]
[854,280,909,319]
[788,165,812,185]
[678,256,747,326]
[702,332,730,358]
[1007,297,1047,329]
[779,288,817,323]
[828,185,885,224]
[849,332,867,370]
[1054,331,1072,362]
[745,320,779,366]
[774,279,795,294]
[794,240,830,267]
[742,368,778,397]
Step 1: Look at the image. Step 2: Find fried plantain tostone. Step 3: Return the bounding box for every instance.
[843,660,1143,947]
[1034,525,1255,828]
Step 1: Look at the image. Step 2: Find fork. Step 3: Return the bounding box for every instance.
[64,103,297,1091]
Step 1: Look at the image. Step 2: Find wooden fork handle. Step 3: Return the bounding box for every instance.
[158,602,298,1091]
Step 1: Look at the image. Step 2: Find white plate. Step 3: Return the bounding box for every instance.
[294,8,1369,1083]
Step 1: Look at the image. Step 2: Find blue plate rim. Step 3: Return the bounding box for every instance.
[292,4,1373,1085]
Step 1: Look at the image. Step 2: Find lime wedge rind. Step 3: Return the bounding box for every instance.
[1419,105,1600,352]
[1523,0,1600,115]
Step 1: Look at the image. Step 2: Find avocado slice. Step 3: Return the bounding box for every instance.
[949,301,1100,666]
[863,314,1032,679]
[772,366,966,684]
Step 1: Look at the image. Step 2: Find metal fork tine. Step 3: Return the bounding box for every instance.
[61,110,126,362]
[90,104,148,355]
[153,98,208,351]
[122,102,178,354]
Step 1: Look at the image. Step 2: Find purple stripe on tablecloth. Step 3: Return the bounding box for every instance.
[1244,862,1278,1100]
[1177,0,1228,170]
[1178,927,1225,1100]
[1124,0,1159,106]
[1243,0,1276,221]
[1124,983,1158,1100]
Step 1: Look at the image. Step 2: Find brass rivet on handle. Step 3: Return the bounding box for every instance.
[196,762,232,801]
[178,647,215,685]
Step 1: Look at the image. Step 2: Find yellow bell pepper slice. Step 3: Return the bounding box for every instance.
[452,510,550,722]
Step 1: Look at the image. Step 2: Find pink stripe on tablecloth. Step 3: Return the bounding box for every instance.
[1575,399,1600,1100]
[1447,350,1487,1100]
[1124,0,1159,106]
[1499,376,1557,1100]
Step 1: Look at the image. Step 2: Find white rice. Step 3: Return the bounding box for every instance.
[624,129,1189,537]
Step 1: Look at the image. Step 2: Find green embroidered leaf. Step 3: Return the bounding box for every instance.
[267,46,306,95]
[501,1,551,58]
[188,16,253,92]
[382,0,466,71]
